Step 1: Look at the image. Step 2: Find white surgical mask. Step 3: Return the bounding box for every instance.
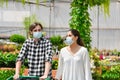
[64,37,74,45]
[33,32,42,39]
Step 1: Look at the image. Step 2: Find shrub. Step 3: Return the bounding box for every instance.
[0,52,28,68]
[50,35,65,51]
[0,69,15,80]
[16,44,23,51]
[102,65,120,80]
[10,34,26,44]
[0,53,18,68]
[0,68,24,80]
[50,35,63,46]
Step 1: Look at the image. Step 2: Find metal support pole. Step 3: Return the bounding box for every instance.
[97,5,100,49]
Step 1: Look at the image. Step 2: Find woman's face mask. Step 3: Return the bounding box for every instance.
[64,37,74,45]
[33,32,42,39]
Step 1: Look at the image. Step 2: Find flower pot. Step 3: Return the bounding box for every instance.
[23,68,28,76]
[52,54,59,60]
[52,70,57,79]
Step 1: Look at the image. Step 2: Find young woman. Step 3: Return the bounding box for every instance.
[55,29,92,80]
[13,22,53,80]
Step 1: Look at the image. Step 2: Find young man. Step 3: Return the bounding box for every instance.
[14,22,53,80]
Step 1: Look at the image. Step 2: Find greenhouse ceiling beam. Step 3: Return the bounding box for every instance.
[111,0,120,2]
[34,0,72,3]
[11,0,72,7]
[13,0,53,7]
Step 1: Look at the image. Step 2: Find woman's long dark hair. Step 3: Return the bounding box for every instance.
[69,29,84,46]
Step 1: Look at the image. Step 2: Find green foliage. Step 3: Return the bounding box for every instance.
[102,65,120,80]
[0,0,8,7]
[87,0,110,17]
[89,48,100,67]
[23,14,38,38]
[92,65,120,80]
[0,53,18,68]
[0,68,25,80]
[23,59,29,68]
[70,0,110,51]
[0,69,15,80]
[50,35,65,51]
[90,48,120,80]
[0,52,28,68]
[70,0,92,51]
[10,34,26,44]
[16,44,23,51]
[92,71,102,80]
[50,35,62,46]
[0,0,41,6]
[112,49,120,56]
[57,44,66,51]
[52,60,58,70]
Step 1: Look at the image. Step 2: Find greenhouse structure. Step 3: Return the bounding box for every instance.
[0,0,120,50]
[0,0,120,80]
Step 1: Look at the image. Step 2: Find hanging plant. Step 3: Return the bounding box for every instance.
[70,0,110,51]
[0,0,41,6]
[0,0,8,7]
[69,0,92,51]
[87,0,110,17]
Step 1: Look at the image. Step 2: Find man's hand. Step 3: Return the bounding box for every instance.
[13,74,19,80]
[39,75,47,80]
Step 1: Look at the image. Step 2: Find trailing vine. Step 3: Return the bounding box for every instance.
[87,0,110,16]
[0,0,40,6]
[69,0,92,51]
[69,0,110,51]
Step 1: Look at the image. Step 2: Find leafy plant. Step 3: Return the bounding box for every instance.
[0,69,15,80]
[0,53,18,68]
[50,35,65,51]
[102,65,120,80]
[16,44,23,51]
[50,35,63,46]
[0,68,25,80]
[87,0,110,17]
[52,60,58,70]
[92,71,102,80]
[0,0,8,7]
[0,0,40,7]
[70,0,92,51]
[10,34,26,44]
[0,51,29,68]
[69,0,110,51]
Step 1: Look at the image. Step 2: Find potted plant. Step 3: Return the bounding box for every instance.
[52,60,58,79]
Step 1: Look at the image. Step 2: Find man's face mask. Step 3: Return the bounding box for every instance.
[33,32,42,39]
[64,37,74,45]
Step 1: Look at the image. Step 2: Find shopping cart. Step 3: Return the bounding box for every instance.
[7,76,51,80]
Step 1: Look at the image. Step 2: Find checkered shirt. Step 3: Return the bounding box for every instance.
[16,37,53,77]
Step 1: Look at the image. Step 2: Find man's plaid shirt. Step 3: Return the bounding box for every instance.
[16,37,52,77]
